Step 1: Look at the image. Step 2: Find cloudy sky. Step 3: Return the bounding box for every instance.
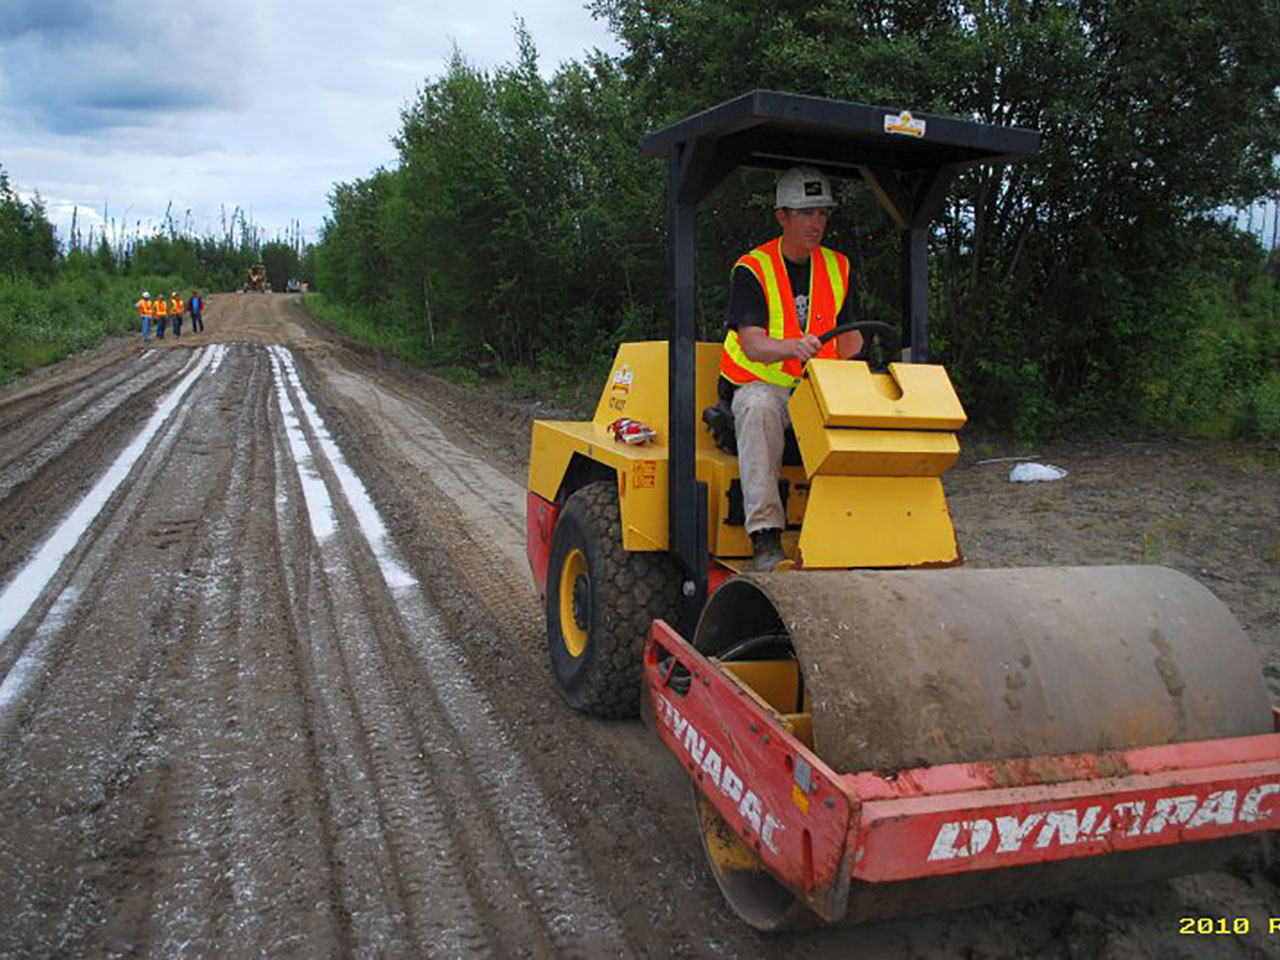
[0,0,619,249]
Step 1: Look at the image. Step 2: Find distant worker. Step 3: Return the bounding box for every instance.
[720,166,862,571]
[188,289,205,333]
[136,291,154,345]
[154,290,168,340]
[169,291,184,339]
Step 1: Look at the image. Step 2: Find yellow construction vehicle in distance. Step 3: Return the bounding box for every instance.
[244,262,269,293]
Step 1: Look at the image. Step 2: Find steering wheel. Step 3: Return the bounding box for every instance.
[815,320,901,370]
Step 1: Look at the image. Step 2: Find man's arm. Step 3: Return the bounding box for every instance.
[729,266,822,364]
[834,330,864,359]
[738,324,822,364]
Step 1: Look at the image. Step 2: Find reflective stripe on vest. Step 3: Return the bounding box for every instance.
[720,238,850,389]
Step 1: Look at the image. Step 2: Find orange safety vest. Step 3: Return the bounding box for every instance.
[138,298,154,317]
[719,237,849,389]
[154,297,168,317]
[170,297,182,315]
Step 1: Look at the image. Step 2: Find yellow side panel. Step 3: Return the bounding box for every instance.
[705,457,808,559]
[592,340,725,455]
[528,420,669,551]
[619,453,669,550]
[529,340,733,554]
[806,359,967,430]
[790,382,960,477]
[706,454,746,558]
[528,420,581,502]
[797,475,959,568]
[594,342,670,433]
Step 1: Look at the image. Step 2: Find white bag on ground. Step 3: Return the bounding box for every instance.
[1009,462,1068,483]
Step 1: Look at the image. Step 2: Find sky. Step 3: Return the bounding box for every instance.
[0,0,620,250]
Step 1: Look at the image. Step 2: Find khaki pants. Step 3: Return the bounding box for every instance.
[730,381,792,535]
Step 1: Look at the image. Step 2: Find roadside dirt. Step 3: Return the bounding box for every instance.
[1,293,1278,958]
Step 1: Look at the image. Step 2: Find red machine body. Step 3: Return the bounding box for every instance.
[643,618,1280,924]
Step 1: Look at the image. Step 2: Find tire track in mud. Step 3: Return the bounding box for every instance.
[0,353,148,489]
[124,345,344,955]
[303,348,754,957]
[2,341,596,954]
[0,342,142,442]
[271,346,633,958]
[0,333,637,955]
[268,346,492,954]
[0,351,193,586]
[0,344,245,953]
[0,349,214,646]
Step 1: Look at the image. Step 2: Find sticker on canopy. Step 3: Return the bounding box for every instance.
[884,110,926,138]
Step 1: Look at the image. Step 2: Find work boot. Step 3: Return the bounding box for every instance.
[750,528,785,572]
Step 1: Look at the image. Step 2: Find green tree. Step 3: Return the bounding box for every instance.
[0,166,58,282]
[592,0,1280,433]
[260,241,300,291]
[312,2,1279,437]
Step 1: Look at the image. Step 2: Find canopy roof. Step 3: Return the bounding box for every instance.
[643,89,1041,176]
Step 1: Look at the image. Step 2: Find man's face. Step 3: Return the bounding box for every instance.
[775,206,831,257]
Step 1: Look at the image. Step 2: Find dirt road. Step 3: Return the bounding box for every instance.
[1,293,1279,958]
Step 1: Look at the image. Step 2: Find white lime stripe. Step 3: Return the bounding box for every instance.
[0,347,216,644]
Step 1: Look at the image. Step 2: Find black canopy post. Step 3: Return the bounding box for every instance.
[668,144,708,631]
[863,165,958,363]
[902,226,930,362]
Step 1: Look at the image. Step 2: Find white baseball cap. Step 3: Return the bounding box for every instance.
[775,165,836,210]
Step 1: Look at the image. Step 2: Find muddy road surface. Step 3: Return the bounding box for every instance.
[2,293,1279,958]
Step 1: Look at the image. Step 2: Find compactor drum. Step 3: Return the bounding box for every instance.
[670,567,1274,928]
[525,91,1280,929]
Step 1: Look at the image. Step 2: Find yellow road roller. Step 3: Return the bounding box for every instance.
[525,91,1280,928]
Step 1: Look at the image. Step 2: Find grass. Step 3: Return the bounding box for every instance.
[0,270,189,385]
[300,291,430,363]
[301,292,603,417]
[1139,515,1189,562]
[1230,450,1280,474]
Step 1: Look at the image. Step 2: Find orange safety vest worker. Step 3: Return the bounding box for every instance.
[154,297,168,317]
[138,297,154,317]
[170,295,182,315]
[719,236,850,389]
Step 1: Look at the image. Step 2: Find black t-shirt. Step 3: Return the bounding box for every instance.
[725,254,853,333]
[720,252,853,400]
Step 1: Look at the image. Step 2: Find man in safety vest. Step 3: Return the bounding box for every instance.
[154,290,168,339]
[169,291,184,338]
[136,291,154,344]
[720,166,863,571]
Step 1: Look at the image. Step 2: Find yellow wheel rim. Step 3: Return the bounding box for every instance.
[558,547,589,659]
